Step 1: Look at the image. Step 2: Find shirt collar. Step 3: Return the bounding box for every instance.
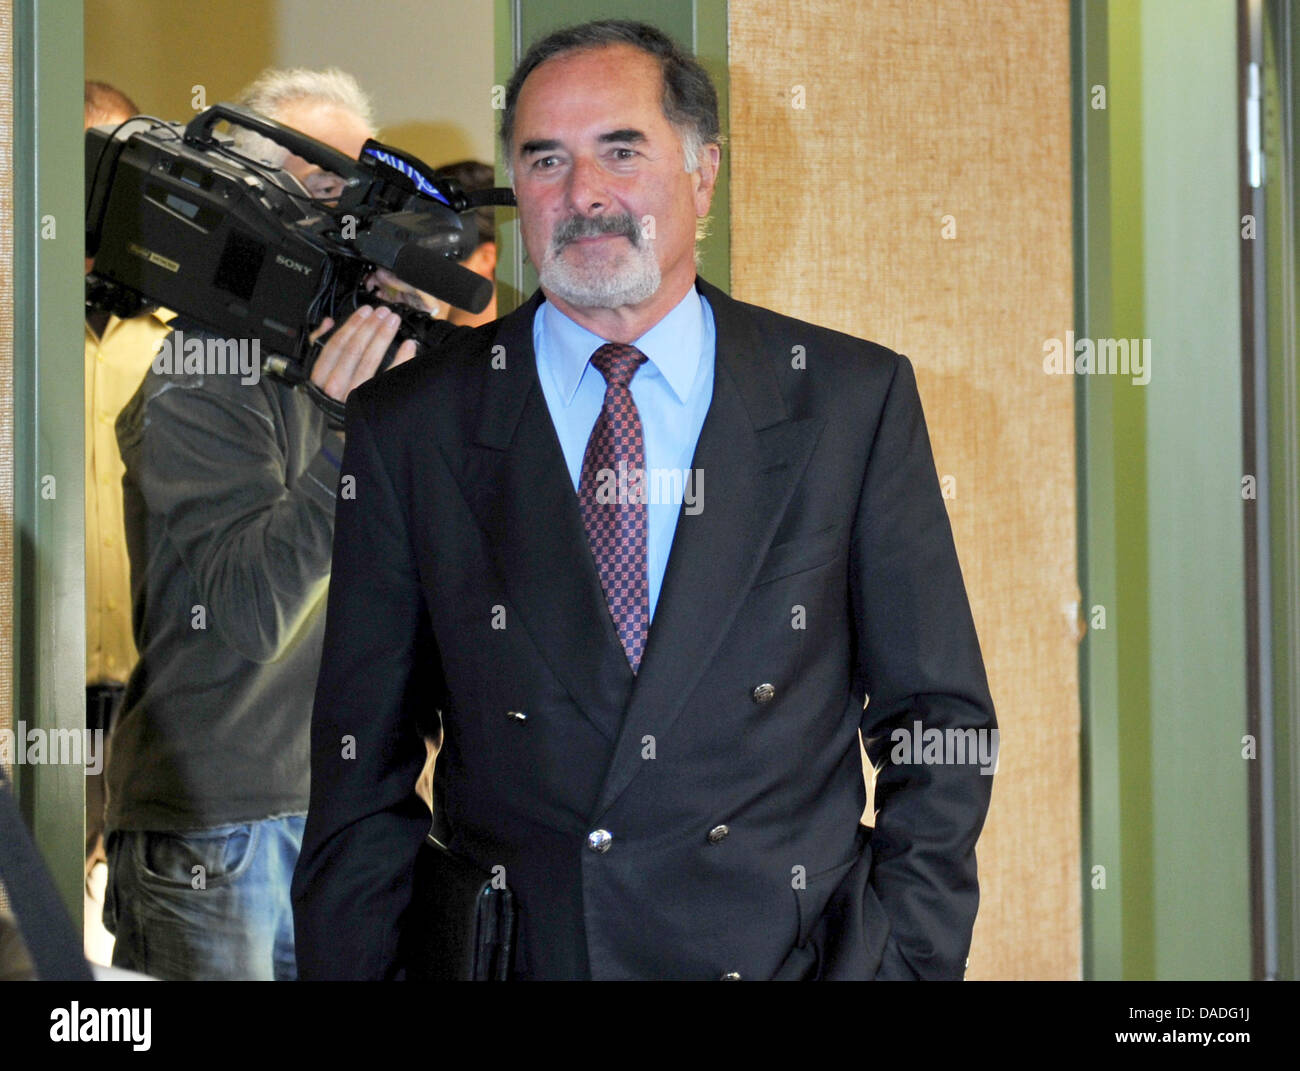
[86,305,178,340]
[538,285,705,406]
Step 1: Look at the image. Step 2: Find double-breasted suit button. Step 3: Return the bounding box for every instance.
[587,829,613,853]
[505,710,527,722]
[751,682,776,704]
[720,971,742,981]
[707,824,729,844]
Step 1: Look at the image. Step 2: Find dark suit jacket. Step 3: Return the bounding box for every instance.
[291,276,997,980]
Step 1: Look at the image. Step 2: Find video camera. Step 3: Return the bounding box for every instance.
[85,103,515,423]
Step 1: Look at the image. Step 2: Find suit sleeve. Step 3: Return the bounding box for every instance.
[291,390,440,980]
[849,353,997,980]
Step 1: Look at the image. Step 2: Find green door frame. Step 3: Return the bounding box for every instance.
[10,0,88,921]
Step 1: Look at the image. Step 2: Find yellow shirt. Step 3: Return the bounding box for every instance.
[85,308,174,685]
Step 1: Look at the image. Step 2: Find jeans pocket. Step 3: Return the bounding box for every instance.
[135,823,259,889]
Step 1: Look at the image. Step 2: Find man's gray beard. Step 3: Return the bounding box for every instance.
[539,234,661,309]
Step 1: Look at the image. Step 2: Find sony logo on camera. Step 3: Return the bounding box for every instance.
[275,253,314,276]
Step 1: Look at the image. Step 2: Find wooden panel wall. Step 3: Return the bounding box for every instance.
[729,0,1080,979]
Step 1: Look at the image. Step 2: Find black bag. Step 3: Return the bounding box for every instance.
[401,834,516,981]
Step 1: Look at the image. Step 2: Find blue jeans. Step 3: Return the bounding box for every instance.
[103,815,305,981]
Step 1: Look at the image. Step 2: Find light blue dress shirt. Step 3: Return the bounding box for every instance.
[533,287,716,622]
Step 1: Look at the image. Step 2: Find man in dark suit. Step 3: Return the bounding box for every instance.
[292,18,997,981]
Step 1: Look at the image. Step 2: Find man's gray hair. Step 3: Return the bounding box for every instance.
[500,19,721,183]
[231,67,375,166]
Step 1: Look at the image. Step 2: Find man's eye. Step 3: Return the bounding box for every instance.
[612,148,637,160]
[304,171,345,199]
[533,156,560,170]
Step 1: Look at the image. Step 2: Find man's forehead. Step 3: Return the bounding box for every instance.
[515,45,664,127]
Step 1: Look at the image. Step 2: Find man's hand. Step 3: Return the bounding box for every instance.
[308,304,417,404]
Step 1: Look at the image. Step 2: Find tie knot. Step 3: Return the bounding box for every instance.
[590,343,647,389]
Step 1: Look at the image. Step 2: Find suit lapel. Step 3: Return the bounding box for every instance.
[455,292,633,741]
[590,278,826,818]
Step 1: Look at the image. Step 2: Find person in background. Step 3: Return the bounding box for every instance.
[433,159,499,327]
[102,67,424,981]
[83,79,174,966]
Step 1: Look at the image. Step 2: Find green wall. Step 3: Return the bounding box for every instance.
[1141,0,1250,980]
[1077,0,1252,979]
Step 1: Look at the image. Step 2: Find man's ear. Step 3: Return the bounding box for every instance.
[692,143,722,217]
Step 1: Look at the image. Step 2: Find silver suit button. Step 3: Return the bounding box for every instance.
[751,683,776,704]
[505,710,527,722]
[587,829,613,853]
[720,971,742,981]
[707,824,729,844]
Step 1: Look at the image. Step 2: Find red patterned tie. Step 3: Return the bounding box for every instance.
[579,343,650,672]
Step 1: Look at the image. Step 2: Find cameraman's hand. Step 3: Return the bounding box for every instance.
[308,305,417,404]
[365,267,441,317]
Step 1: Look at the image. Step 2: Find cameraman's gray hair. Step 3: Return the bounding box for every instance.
[232,67,375,166]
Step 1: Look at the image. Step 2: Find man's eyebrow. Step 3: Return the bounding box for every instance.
[520,138,562,157]
[599,128,646,145]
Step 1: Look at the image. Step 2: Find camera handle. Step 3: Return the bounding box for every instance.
[184,103,363,181]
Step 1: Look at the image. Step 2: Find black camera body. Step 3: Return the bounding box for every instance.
[85,103,513,416]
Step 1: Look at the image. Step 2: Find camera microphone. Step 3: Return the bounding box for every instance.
[389,243,494,314]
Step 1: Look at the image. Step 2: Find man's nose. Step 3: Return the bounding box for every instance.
[564,154,609,214]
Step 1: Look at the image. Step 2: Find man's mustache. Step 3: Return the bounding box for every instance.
[551,213,641,250]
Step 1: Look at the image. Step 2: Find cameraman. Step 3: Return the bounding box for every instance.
[102,68,419,981]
